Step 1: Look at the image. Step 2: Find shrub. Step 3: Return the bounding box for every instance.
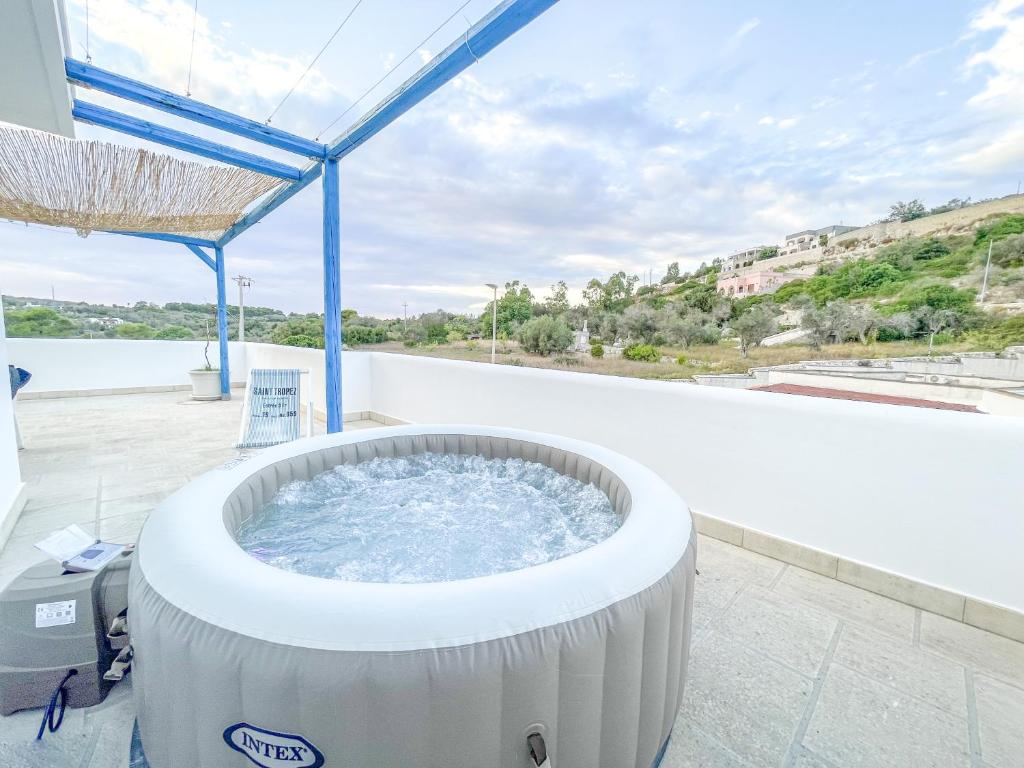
[504,358,525,366]
[115,322,155,340]
[553,355,583,367]
[590,343,604,358]
[676,354,688,365]
[343,325,388,345]
[518,315,572,356]
[155,325,193,340]
[975,214,1024,246]
[623,343,660,362]
[281,334,320,348]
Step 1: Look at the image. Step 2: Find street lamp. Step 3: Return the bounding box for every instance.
[485,283,498,363]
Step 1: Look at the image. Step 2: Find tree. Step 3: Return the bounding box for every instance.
[732,304,778,357]
[155,325,193,340]
[518,315,572,356]
[271,316,323,345]
[3,308,75,337]
[621,304,660,343]
[661,262,680,284]
[886,200,927,222]
[481,281,533,337]
[543,281,570,315]
[756,246,779,261]
[115,322,156,340]
[847,304,881,344]
[798,299,856,347]
[582,271,639,312]
[917,307,960,354]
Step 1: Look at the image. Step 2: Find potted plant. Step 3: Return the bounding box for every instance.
[189,321,221,401]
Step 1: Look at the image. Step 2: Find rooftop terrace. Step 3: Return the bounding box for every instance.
[1,388,1021,768]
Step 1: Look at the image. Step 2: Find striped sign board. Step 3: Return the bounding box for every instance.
[237,369,302,449]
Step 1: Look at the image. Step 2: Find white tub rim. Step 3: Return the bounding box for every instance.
[136,424,692,652]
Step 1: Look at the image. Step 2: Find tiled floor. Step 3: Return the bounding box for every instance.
[1,392,1022,768]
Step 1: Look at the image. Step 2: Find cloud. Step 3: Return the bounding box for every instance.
[66,0,337,122]
[965,0,1024,112]
[725,18,761,52]
[758,115,800,129]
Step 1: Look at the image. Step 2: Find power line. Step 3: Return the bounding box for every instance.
[85,0,92,63]
[315,0,475,141]
[266,0,367,125]
[185,0,199,96]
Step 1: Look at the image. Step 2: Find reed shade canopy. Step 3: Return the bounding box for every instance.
[0,123,284,240]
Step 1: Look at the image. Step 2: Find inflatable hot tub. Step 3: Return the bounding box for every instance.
[130,425,696,768]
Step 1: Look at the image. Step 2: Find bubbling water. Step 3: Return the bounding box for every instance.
[235,452,621,583]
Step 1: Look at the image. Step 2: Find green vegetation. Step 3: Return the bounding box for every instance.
[623,343,660,362]
[518,315,573,356]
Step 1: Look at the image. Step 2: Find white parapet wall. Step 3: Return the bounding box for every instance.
[0,316,26,549]
[6,338,249,395]
[3,339,373,417]
[367,353,1024,618]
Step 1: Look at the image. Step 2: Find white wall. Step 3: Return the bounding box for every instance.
[368,353,1024,614]
[0,316,25,548]
[6,339,248,394]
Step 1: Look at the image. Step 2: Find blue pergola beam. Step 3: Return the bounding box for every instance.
[322,158,342,432]
[215,246,231,399]
[217,163,322,247]
[185,244,216,271]
[66,58,326,159]
[103,230,218,248]
[73,101,303,181]
[328,0,559,159]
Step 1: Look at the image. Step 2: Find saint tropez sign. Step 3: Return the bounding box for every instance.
[237,369,302,449]
[223,723,324,768]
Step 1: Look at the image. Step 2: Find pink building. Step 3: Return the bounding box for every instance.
[716,270,802,298]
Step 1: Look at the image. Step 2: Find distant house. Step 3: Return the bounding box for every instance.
[721,245,773,272]
[85,317,124,327]
[716,270,804,298]
[779,224,858,257]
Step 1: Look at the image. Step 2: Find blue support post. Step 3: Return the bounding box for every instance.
[215,246,231,399]
[73,101,304,180]
[185,243,216,271]
[322,157,342,432]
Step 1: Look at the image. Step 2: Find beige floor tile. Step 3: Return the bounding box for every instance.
[774,566,916,641]
[919,612,1024,689]
[682,632,813,768]
[832,623,967,716]
[661,720,753,767]
[711,586,838,676]
[804,665,970,768]
[974,674,1024,768]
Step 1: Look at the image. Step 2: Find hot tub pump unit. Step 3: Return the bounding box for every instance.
[0,552,133,717]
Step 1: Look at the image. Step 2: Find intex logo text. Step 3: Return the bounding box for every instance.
[223,723,325,768]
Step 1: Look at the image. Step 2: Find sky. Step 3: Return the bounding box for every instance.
[1,0,1023,317]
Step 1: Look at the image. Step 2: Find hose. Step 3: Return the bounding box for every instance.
[36,669,77,741]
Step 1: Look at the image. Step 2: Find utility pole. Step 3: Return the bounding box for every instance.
[402,302,408,333]
[232,275,252,341]
[980,240,994,304]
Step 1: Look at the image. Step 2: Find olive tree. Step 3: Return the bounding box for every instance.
[732,304,778,357]
[518,315,573,356]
